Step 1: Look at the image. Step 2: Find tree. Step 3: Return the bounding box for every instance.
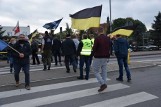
[150,11,161,49]
[0,25,5,39]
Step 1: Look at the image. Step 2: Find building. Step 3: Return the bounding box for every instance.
[1,26,30,36]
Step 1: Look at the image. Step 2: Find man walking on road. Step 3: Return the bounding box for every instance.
[92,27,111,92]
[41,31,53,70]
[114,34,131,82]
[77,34,92,80]
[61,34,77,73]
[12,34,31,90]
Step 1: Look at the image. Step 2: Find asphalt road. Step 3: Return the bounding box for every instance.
[0,65,161,107]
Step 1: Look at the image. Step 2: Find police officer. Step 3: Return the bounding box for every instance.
[77,34,92,80]
[41,31,52,70]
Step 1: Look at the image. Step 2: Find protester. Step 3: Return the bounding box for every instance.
[72,34,79,68]
[52,35,62,66]
[114,34,131,82]
[12,34,31,90]
[7,37,16,73]
[61,34,77,73]
[41,31,53,70]
[31,37,40,65]
[77,34,92,80]
[92,27,111,92]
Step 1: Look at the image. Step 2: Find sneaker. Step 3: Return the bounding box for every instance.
[98,84,107,92]
[15,81,19,87]
[116,77,123,82]
[25,85,31,90]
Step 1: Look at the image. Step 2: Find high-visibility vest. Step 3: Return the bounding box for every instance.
[80,39,92,56]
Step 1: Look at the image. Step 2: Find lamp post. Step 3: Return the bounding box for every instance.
[109,0,112,32]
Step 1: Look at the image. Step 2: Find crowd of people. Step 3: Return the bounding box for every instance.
[6,28,131,92]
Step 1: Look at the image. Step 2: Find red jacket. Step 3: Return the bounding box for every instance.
[92,34,111,58]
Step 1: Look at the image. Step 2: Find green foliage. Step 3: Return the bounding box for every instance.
[150,11,161,48]
[0,25,5,39]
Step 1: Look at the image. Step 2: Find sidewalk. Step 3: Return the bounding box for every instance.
[0,50,161,86]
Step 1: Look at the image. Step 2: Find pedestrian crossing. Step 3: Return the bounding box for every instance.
[0,63,66,75]
[0,78,158,107]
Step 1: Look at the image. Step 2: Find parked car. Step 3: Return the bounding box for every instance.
[138,45,158,51]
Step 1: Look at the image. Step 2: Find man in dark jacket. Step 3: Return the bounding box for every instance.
[114,34,131,82]
[92,27,111,92]
[12,34,31,90]
[52,35,62,66]
[61,34,77,73]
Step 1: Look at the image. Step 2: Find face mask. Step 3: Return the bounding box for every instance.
[19,40,25,44]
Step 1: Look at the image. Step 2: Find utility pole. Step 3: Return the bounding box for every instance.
[109,0,112,32]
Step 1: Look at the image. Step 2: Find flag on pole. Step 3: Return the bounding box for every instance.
[43,18,63,30]
[13,21,20,35]
[29,29,39,42]
[110,25,137,37]
[0,39,8,51]
[70,5,102,30]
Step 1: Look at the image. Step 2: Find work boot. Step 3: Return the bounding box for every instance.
[15,81,20,87]
[116,77,123,82]
[48,66,50,70]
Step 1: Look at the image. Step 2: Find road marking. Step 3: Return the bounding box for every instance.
[1,83,129,107]
[0,78,110,99]
[81,92,158,107]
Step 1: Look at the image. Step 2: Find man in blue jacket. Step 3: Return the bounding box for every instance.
[114,34,131,82]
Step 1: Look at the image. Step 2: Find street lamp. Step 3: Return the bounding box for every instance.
[109,0,112,32]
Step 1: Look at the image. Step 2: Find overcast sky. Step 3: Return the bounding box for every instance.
[0,0,161,33]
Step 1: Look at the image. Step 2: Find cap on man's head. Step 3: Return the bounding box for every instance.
[66,34,71,37]
[45,31,48,35]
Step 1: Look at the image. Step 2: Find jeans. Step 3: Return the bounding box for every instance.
[79,55,90,79]
[92,58,108,85]
[13,62,30,86]
[116,56,131,79]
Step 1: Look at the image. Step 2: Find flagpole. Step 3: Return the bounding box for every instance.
[8,45,20,54]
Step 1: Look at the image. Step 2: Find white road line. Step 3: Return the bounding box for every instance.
[81,92,158,107]
[1,83,129,107]
[0,78,110,99]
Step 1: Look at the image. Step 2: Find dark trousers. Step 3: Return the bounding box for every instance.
[79,55,90,79]
[64,55,77,71]
[53,50,61,65]
[32,51,40,64]
[116,56,131,79]
[13,62,30,86]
